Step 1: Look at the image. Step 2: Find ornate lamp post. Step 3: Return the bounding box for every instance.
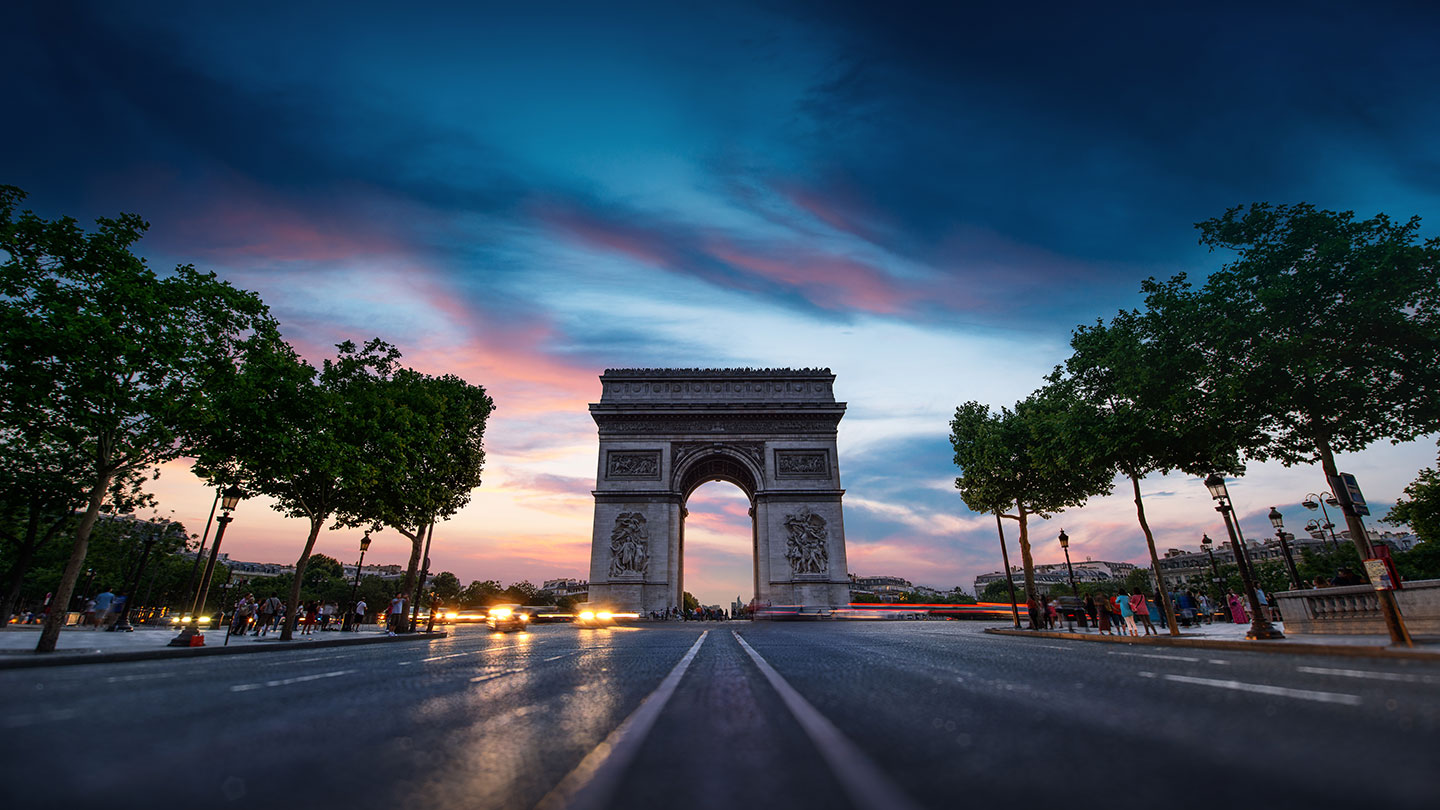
[1301,492,1341,549]
[1267,507,1303,590]
[1058,529,1081,630]
[1057,530,1079,597]
[169,486,243,647]
[348,531,372,631]
[1205,474,1283,640]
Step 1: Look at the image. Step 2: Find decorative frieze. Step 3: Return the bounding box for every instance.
[775,450,829,478]
[596,417,839,435]
[673,441,764,471]
[606,450,661,479]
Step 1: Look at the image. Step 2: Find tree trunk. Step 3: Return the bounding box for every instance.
[398,525,423,599]
[1131,473,1180,636]
[36,469,112,653]
[281,518,325,641]
[1015,504,1038,629]
[994,511,1021,629]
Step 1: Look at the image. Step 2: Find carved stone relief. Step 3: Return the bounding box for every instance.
[775,450,829,478]
[609,512,650,577]
[597,418,837,434]
[783,507,829,576]
[607,450,661,479]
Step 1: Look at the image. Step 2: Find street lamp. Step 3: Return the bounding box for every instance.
[1058,529,1080,630]
[1204,474,1283,640]
[1301,492,1341,549]
[348,531,372,631]
[110,520,163,632]
[169,486,243,647]
[1267,508,1303,590]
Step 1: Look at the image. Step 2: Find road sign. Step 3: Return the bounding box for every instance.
[1364,558,1393,590]
[1330,472,1370,516]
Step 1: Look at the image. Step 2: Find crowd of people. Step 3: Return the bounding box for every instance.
[1029,585,1287,636]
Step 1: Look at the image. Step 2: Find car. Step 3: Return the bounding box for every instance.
[453,609,489,623]
[486,604,530,632]
[573,608,615,627]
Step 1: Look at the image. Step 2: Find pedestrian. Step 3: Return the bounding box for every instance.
[1042,595,1058,629]
[82,597,97,628]
[354,597,367,631]
[1131,590,1157,636]
[1083,594,1097,631]
[1254,588,1272,621]
[1226,590,1248,623]
[387,594,406,635]
[232,595,254,635]
[1116,588,1138,636]
[257,594,281,636]
[90,588,115,629]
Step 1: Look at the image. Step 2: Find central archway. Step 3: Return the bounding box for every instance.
[586,368,852,614]
[676,450,760,611]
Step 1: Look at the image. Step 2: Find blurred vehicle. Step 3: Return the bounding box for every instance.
[486,604,530,632]
[574,608,615,627]
[453,610,489,623]
[1054,596,1090,626]
[524,605,573,623]
[168,614,217,629]
[429,608,459,626]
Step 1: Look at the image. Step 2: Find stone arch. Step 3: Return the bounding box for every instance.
[586,368,852,615]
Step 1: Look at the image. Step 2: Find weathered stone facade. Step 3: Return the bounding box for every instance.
[587,368,852,613]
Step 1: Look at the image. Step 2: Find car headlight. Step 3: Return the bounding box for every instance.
[199,616,210,623]
[170,617,181,623]
[445,611,458,620]
[490,608,512,619]
[597,611,613,620]
[518,613,529,621]
[579,611,595,621]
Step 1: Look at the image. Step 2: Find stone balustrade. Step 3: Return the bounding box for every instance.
[1275,579,1440,635]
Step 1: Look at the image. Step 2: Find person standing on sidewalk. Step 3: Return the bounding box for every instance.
[257,595,281,636]
[353,598,367,631]
[1116,589,1138,636]
[387,594,406,635]
[90,588,115,629]
[1131,590,1157,636]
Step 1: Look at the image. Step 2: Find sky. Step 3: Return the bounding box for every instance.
[4,1,1439,607]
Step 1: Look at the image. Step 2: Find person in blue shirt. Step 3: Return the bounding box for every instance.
[91,588,115,630]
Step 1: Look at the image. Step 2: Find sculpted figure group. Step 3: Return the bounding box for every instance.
[784,507,829,575]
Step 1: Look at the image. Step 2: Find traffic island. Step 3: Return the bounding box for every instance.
[982,626,1440,661]
[0,628,448,670]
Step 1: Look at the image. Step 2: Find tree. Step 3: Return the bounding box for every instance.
[979,580,1016,603]
[460,579,504,607]
[503,580,539,605]
[365,368,493,605]
[682,591,700,612]
[0,187,276,652]
[198,338,399,640]
[1057,288,1250,635]
[1385,453,1439,543]
[950,384,1112,628]
[1193,203,1440,644]
[430,571,462,602]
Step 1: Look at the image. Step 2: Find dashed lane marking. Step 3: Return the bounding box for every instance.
[1107,651,1201,662]
[1297,666,1440,684]
[105,672,177,683]
[534,631,709,810]
[734,631,924,810]
[1137,671,1361,705]
[229,669,354,692]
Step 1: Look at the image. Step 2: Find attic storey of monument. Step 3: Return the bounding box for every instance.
[586,369,853,613]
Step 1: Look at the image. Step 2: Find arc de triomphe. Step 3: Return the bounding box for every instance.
[586,368,852,613]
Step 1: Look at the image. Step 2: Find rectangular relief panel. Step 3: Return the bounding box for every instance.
[774,449,830,479]
[606,450,662,480]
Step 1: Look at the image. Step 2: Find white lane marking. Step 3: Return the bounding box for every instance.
[289,655,352,664]
[543,651,583,663]
[1035,644,1071,650]
[534,631,709,810]
[1107,651,1201,663]
[230,669,354,693]
[1298,666,1440,684]
[105,672,177,683]
[1140,671,1361,705]
[733,632,924,810]
[470,668,526,684]
[1207,659,1230,666]
[399,640,534,665]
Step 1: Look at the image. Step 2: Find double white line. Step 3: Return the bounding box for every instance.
[536,630,922,810]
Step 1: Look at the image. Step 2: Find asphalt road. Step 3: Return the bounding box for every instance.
[1,621,1437,810]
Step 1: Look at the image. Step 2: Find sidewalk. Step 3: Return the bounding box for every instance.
[984,618,1440,661]
[0,624,446,669]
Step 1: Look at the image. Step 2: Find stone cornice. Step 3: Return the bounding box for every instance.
[602,368,833,378]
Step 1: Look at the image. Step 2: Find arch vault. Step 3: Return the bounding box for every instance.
[586,368,852,613]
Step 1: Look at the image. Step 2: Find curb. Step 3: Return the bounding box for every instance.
[0,630,448,670]
[982,627,1440,661]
